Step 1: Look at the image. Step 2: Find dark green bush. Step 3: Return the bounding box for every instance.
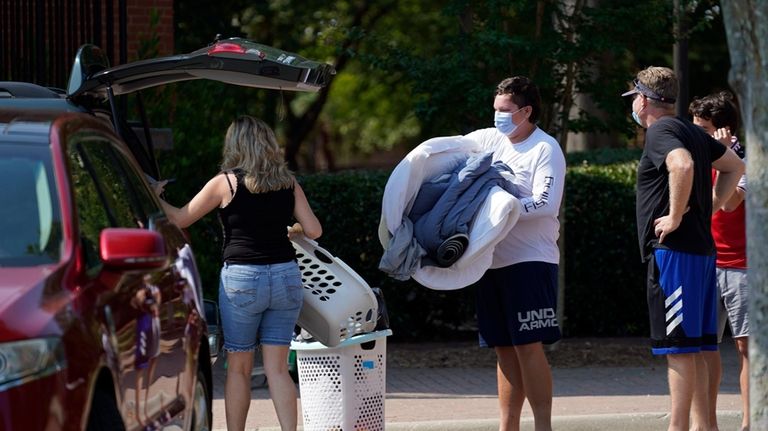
[562,160,647,336]
[566,147,642,166]
[295,154,648,340]
[186,150,647,340]
[298,170,477,341]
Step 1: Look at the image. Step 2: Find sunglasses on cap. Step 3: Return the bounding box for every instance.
[621,79,676,104]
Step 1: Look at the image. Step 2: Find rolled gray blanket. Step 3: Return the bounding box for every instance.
[435,233,469,267]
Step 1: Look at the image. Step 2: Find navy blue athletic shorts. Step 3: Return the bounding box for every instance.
[476,261,561,347]
[647,248,718,355]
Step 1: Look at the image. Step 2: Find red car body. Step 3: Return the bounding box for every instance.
[0,110,211,430]
[0,37,333,430]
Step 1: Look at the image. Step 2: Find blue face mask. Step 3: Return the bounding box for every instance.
[494,108,524,136]
[631,95,645,127]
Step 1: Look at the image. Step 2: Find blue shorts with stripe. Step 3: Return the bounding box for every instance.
[647,248,718,355]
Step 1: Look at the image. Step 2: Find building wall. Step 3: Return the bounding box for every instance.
[1,0,174,88]
[125,0,174,59]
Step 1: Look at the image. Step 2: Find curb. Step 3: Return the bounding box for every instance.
[222,410,742,431]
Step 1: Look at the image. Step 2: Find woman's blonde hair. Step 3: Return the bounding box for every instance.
[220,116,294,193]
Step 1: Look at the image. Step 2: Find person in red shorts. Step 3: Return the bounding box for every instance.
[690,91,750,431]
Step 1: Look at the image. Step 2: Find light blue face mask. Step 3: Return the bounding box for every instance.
[494,108,524,136]
[630,95,645,127]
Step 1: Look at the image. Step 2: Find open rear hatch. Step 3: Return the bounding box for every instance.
[66,37,336,176]
[68,37,335,98]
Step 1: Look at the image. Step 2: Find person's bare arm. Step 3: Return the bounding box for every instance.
[654,148,693,244]
[711,148,745,213]
[720,183,745,212]
[291,182,322,239]
[155,174,227,228]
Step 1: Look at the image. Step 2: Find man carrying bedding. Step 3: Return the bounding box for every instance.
[464,76,566,431]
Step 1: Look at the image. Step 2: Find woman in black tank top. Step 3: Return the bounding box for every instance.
[153,116,321,431]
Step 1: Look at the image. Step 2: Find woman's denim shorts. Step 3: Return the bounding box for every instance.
[218,260,304,351]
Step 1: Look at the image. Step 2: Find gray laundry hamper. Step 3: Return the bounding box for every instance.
[291,236,379,347]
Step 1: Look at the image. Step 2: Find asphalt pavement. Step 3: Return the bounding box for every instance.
[210,338,744,430]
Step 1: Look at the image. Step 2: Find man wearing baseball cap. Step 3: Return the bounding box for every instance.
[624,66,745,431]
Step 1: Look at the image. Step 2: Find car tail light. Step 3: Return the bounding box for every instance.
[208,42,266,59]
[207,42,246,55]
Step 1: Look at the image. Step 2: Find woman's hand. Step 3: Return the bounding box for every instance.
[151,179,168,197]
[287,223,304,240]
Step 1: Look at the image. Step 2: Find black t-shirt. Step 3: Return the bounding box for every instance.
[635,116,727,261]
[219,171,296,264]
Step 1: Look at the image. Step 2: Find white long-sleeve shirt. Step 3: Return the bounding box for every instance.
[465,127,566,267]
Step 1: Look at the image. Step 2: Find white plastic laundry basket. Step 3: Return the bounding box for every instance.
[292,329,392,431]
[291,236,378,347]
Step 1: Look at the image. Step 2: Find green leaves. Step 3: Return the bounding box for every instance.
[145,148,652,338]
[563,154,646,336]
[291,150,650,339]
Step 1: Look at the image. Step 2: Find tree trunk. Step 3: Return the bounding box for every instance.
[673,0,689,118]
[283,1,392,171]
[721,2,768,428]
[530,0,545,79]
[551,0,585,338]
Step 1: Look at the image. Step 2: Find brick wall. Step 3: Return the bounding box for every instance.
[125,0,174,59]
[97,0,175,63]
[2,0,175,87]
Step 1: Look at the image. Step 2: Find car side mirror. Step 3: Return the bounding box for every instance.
[99,228,167,270]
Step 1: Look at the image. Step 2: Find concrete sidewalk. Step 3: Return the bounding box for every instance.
[210,339,744,430]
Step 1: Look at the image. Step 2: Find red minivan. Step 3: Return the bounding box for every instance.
[0,38,334,430]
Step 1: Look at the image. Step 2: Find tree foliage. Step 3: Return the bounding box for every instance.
[368,0,676,149]
[138,0,733,307]
[228,0,399,170]
[161,0,731,169]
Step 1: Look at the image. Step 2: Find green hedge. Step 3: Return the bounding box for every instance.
[562,160,646,336]
[298,170,477,341]
[562,148,647,336]
[565,147,642,166]
[190,149,648,340]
